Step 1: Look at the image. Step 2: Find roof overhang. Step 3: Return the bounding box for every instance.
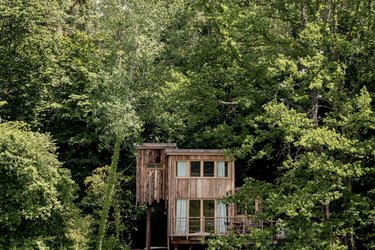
[135,143,177,149]
[165,149,224,156]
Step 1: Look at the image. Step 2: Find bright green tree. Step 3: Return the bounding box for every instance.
[0,122,90,249]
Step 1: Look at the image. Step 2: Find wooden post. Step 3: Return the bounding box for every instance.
[255,197,260,212]
[146,204,151,250]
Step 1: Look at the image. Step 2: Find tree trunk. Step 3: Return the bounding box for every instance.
[97,138,121,250]
[310,91,319,126]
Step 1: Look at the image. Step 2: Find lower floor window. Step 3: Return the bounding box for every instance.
[175,199,227,234]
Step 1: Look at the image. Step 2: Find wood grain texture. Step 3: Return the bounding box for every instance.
[136,144,236,241]
[136,144,176,205]
[168,154,235,236]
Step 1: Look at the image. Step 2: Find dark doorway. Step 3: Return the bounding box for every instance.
[131,201,168,249]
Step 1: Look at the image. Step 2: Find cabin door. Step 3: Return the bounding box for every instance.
[175,199,227,234]
[188,200,215,233]
[203,200,215,232]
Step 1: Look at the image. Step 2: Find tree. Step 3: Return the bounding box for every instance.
[81,162,142,249]
[203,0,375,249]
[0,0,106,185]
[0,122,90,249]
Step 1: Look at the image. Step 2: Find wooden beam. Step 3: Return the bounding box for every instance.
[146,205,151,250]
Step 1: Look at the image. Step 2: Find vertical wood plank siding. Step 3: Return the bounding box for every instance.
[136,147,171,205]
[136,145,236,241]
[167,154,235,236]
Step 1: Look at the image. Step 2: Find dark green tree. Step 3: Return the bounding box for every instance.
[195,0,375,249]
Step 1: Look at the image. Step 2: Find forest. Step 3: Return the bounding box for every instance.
[0,0,374,249]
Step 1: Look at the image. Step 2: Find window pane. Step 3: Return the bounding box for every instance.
[216,202,227,234]
[203,200,215,233]
[189,200,200,233]
[147,163,163,169]
[217,161,228,177]
[203,161,214,177]
[190,161,201,177]
[175,199,187,234]
[155,149,161,163]
[176,161,187,177]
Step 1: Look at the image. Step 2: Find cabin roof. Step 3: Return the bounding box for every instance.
[135,143,177,149]
[165,149,224,155]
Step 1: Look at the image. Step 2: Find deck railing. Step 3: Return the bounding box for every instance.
[174,217,227,235]
[173,216,283,237]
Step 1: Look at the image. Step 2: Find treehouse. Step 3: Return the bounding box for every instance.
[136,143,239,249]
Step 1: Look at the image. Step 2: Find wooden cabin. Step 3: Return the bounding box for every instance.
[136,143,237,249]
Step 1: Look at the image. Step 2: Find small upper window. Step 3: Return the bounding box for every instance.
[203,161,214,177]
[153,149,161,163]
[176,161,187,177]
[147,163,163,169]
[190,161,201,177]
[217,161,228,177]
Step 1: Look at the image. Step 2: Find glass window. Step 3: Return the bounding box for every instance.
[216,202,227,234]
[175,199,187,234]
[155,149,161,163]
[217,161,228,177]
[189,200,200,233]
[147,163,163,169]
[176,161,187,177]
[203,200,215,232]
[190,161,201,177]
[181,199,227,234]
[203,161,214,177]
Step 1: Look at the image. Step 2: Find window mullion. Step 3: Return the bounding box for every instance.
[200,161,203,177]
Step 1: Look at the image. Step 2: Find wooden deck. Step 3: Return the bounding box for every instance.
[170,216,282,236]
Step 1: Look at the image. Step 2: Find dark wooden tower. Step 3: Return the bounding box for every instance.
[135,143,177,250]
[136,143,177,206]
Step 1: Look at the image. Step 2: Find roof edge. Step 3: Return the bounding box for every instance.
[165,149,224,155]
[135,143,177,149]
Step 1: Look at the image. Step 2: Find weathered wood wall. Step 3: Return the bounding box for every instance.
[167,154,234,199]
[136,144,176,205]
[167,152,236,236]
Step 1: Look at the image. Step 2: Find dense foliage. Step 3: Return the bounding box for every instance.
[0,122,90,248]
[0,0,373,249]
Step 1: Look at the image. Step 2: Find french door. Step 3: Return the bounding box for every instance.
[175,199,227,234]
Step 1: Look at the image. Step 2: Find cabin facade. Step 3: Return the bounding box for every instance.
[166,148,235,246]
[136,143,236,249]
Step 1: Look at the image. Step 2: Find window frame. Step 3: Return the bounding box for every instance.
[189,160,201,177]
[146,163,164,169]
[175,160,230,178]
[176,160,188,177]
[174,199,228,234]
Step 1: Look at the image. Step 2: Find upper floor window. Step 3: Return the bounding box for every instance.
[203,161,214,177]
[176,161,188,177]
[176,160,229,177]
[190,161,200,177]
[217,161,228,177]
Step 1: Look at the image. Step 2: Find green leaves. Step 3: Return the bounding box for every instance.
[1,0,374,248]
[0,122,89,248]
[296,127,355,152]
